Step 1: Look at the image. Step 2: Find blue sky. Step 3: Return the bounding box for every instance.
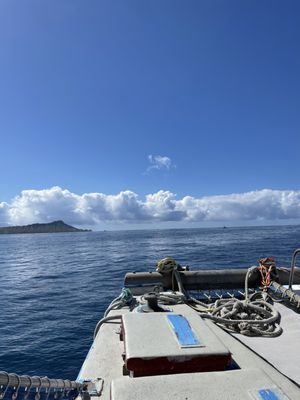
[0,1,299,228]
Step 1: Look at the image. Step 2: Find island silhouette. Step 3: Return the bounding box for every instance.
[0,220,91,234]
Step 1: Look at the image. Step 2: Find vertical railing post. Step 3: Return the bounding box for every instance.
[288,249,300,290]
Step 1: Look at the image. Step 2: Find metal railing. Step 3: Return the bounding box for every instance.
[288,248,300,290]
[0,372,83,400]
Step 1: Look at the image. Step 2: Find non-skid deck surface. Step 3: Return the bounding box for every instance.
[111,368,297,400]
[233,302,300,385]
[78,304,300,399]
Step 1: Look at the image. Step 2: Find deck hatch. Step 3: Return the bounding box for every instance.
[167,314,200,347]
[121,305,231,377]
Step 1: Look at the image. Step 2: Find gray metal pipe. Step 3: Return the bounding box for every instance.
[124,267,300,291]
[288,249,300,289]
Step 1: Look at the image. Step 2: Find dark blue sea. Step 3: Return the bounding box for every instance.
[1,225,300,380]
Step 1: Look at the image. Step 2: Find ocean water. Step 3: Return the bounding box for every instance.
[1,225,300,380]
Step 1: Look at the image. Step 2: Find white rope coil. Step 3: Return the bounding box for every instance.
[200,298,282,337]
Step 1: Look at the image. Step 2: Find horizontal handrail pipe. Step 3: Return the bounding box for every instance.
[124,267,300,292]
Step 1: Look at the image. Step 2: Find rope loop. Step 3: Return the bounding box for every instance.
[32,377,42,400]
[65,380,72,398]
[60,380,66,399]
[23,376,33,400]
[10,374,21,400]
[0,372,10,400]
[43,378,51,400]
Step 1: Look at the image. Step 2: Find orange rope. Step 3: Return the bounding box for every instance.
[258,257,276,290]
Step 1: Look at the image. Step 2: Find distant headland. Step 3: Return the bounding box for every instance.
[0,220,92,234]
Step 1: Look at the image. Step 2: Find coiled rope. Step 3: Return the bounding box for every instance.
[156,258,282,337]
[199,265,282,337]
[200,297,282,337]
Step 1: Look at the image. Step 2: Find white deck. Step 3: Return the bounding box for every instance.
[232,301,300,385]
[77,303,300,399]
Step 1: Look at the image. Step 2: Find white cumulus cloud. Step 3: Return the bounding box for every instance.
[1,187,300,227]
[147,155,173,171]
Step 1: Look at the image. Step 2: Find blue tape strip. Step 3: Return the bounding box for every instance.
[167,314,200,347]
[258,389,281,400]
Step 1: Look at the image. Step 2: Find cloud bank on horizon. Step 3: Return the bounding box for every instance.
[0,186,300,227]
